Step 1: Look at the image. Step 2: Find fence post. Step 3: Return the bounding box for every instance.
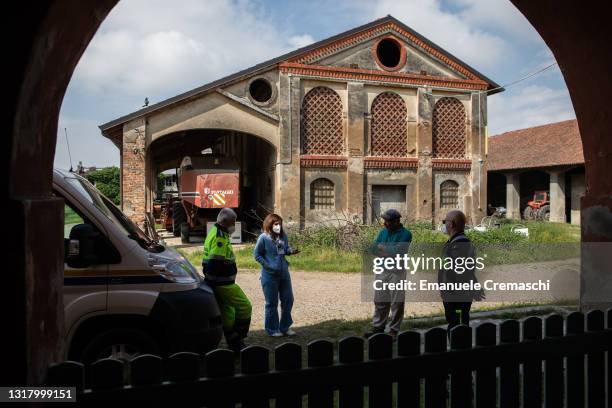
[586,310,605,408]
[46,361,85,392]
[205,349,236,408]
[566,312,585,408]
[450,325,472,408]
[397,331,421,408]
[475,322,496,408]
[544,314,563,408]
[499,320,520,408]
[522,316,543,408]
[90,358,125,390]
[368,333,394,408]
[338,336,364,408]
[307,340,334,408]
[424,327,447,408]
[166,351,201,383]
[275,343,303,408]
[241,346,271,408]
[130,354,163,386]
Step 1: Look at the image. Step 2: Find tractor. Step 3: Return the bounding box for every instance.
[522,190,550,221]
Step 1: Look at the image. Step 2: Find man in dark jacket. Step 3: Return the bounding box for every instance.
[438,210,485,332]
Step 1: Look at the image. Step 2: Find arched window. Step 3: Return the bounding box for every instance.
[370,92,407,157]
[310,178,335,210]
[432,97,466,158]
[301,87,344,155]
[440,180,459,208]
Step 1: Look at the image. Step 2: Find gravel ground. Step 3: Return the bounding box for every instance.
[199,257,579,332]
[232,269,443,330]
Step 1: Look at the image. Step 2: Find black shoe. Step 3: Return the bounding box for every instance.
[364,327,385,338]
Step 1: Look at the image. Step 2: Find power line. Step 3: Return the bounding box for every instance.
[484,61,558,95]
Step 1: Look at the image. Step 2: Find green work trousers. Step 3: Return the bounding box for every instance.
[212,283,252,341]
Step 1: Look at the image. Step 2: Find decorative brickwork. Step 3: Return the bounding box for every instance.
[288,21,482,81]
[279,63,488,92]
[301,87,344,155]
[364,156,418,169]
[300,155,347,168]
[431,158,471,170]
[432,97,466,159]
[370,92,407,157]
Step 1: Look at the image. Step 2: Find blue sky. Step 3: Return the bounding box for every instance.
[54,0,575,170]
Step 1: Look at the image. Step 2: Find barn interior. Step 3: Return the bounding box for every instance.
[148,129,276,239]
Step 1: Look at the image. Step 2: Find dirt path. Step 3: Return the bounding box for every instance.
[233,269,442,330]
[226,257,580,331]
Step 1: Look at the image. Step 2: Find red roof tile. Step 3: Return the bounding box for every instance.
[487,119,583,171]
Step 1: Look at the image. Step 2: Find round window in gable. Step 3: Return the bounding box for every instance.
[374,37,406,71]
[249,78,273,104]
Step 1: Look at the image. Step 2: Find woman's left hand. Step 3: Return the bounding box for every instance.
[291,248,300,255]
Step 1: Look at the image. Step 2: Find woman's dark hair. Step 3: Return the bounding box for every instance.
[262,213,283,235]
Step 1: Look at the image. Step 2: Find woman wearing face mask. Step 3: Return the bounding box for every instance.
[253,214,300,337]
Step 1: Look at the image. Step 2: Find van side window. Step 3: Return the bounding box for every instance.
[56,191,122,265]
[64,204,84,239]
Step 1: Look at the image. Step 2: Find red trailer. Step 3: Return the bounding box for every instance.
[163,156,241,243]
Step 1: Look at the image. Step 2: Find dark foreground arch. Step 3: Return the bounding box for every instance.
[5,0,612,385]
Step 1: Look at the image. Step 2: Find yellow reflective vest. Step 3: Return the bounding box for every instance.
[202,223,237,285]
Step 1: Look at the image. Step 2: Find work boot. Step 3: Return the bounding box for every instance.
[363,326,385,338]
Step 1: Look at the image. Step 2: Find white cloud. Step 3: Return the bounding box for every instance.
[453,0,541,44]
[71,0,312,101]
[488,84,575,135]
[288,34,315,49]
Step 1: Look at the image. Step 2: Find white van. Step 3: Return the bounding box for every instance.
[54,169,223,363]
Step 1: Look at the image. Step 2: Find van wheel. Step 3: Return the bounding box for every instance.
[180,222,190,244]
[80,328,160,364]
[172,202,186,237]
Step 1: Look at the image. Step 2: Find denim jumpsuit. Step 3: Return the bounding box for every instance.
[253,233,294,334]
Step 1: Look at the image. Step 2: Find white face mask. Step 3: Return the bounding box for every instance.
[272,224,282,234]
[227,225,236,235]
[440,222,448,234]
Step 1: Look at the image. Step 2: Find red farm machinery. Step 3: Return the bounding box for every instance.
[162,156,242,243]
[522,190,550,221]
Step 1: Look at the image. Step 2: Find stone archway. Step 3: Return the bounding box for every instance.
[6,0,612,385]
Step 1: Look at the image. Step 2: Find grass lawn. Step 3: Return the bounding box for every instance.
[182,221,580,273]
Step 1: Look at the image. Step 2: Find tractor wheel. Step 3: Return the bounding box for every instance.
[172,202,186,237]
[523,206,534,220]
[180,222,190,244]
[538,205,550,221]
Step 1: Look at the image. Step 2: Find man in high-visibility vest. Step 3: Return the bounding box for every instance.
[203,208,252,352]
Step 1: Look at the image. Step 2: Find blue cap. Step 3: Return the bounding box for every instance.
[381,209,402,221]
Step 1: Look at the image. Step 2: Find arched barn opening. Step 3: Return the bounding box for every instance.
[148,129,276,242]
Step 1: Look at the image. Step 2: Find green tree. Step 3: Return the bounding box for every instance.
[157,173,167,197]
[85,167,120,205]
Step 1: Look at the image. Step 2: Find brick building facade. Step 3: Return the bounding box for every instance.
[100,15,501,228]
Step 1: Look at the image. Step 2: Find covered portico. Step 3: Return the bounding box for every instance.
[487,120,585,224]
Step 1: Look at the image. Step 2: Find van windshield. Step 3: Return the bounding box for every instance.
[65,175,162,252]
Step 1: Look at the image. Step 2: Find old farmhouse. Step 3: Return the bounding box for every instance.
[99,15,501,230]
